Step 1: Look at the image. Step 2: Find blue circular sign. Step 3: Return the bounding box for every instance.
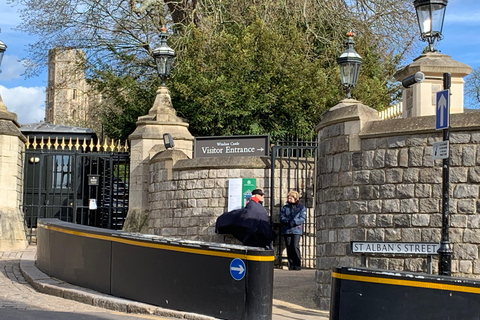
[230,258,246,281]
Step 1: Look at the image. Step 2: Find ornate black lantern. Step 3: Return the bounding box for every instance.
[414,0,448,52]
[0,39,6,73]
[152,28,175,85]
[337,32,362,99]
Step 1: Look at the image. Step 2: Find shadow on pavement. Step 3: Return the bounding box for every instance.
[273,268,319,310]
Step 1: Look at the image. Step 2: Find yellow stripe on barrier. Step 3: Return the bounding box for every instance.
[332,272,480,295]
[42,225,274,262]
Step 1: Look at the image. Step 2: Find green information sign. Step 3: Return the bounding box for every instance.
[228,178,256,211]
[242,178,256,207]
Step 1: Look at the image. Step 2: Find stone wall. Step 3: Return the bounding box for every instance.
[146,151,316,253]
[147,151,272,242]
[315,100,480,310]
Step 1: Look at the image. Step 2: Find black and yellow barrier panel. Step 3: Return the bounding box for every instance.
[37,219,274,320]
[330,267,480,320]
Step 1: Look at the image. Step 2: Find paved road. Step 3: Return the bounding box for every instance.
[273,269,319,309]
[1,247,329,320]
[0,308,175,320]
[0,251,178,320]
[272,269,329,320]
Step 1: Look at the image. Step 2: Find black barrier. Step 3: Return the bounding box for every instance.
[36,219,274,320]
[330,267,480,320]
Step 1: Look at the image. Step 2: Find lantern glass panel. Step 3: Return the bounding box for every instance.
[352,64,360,86]
[166,57,174,75]
[156,56,167,76]
[340,63,352,86]
[416,3,446,36]
[431,4,446,34]
[340,62,360,87]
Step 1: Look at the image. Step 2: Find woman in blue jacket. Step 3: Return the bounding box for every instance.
[279,191,306,270]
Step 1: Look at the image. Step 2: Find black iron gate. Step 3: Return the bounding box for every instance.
[270,140,317,269]
[22,137,129,243]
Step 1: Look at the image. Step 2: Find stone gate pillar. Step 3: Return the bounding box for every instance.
[123,86,194,233]
[314,99,379,309]
[0,95,28,250]
[394,52,471,118]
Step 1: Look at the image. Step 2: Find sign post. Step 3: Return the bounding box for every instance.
[437,73,452,276]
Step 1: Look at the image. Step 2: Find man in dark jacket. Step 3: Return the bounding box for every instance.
[241,189,273,248]
[216,188,274,248]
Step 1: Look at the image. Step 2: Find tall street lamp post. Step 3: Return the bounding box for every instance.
[152,27,175,86]
[337,32,362,99]
[414,0,451,276]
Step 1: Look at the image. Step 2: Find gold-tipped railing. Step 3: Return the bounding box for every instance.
[25,136,129,153]
[378,103,403,120]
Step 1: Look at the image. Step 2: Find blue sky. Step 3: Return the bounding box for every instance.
[0,0,479,124]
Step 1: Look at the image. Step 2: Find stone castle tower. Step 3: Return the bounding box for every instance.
[45,48,94,127]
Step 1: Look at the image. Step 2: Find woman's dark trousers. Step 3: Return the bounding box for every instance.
[284,234,301,270]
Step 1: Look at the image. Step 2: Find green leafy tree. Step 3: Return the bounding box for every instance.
[171,20,339,140]
[9,0,419,140]
[89,70,159,141]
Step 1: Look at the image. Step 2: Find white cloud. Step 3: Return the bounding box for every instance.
[0,85,45,124]
[0,55,24,81]
[446,12,480,25]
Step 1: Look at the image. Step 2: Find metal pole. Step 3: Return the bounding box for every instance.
[438,72,452,276]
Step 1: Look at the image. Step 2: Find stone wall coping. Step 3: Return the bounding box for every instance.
[172,156,270,171]
[150,149,190,164]
[150,150,270,170]
[315,99,379,132]
[394,52,472,80]
[128,122,194,141]
[0,109,20,126]
[360,111,480,139]
[0,118,27,142]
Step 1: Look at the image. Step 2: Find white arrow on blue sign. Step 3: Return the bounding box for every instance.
[436,89,450,130]
[230,258,246,281]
